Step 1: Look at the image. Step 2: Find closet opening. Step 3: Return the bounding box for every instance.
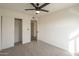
[14,18,22,45]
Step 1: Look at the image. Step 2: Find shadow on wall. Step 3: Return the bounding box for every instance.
[69,29,79,55]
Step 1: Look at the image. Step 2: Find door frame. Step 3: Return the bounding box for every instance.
[14,18,22,45]
[31,20,37,41]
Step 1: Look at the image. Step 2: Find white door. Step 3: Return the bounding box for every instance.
[2,16,14,49]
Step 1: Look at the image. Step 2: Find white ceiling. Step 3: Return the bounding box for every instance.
[0,3,78,17]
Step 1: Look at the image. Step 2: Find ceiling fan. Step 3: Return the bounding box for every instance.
[25,3,50,14]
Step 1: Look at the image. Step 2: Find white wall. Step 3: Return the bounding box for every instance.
[2,16,14,49]
[38,7,79,51]
[0,8,31,49]
[0,16,1,50]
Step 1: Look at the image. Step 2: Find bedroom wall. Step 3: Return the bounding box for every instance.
[2,16,14,49]
[38,7,79,51]
[0,8,32,49]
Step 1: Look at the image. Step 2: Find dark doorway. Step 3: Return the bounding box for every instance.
[31,20,37,41]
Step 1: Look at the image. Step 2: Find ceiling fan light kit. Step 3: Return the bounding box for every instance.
[36,11,40,14]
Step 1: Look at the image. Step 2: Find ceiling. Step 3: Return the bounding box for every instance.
[0,3,78,17]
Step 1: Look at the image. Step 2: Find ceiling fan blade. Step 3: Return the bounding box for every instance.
[25,9,36,10]
[40,9,49,12]
[39,3,50,9]
[30,3,37,9]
